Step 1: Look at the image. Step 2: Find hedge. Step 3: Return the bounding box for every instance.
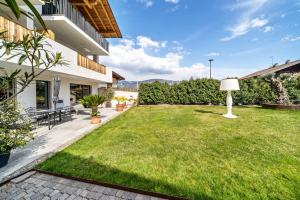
[138,77,300,105]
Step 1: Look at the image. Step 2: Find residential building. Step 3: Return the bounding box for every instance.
[241,60,300,79]
[0,0,122,111]
[111,71,125,88]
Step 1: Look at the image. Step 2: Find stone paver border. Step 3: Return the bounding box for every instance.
[34,169,188,200]
[0,170,189,200]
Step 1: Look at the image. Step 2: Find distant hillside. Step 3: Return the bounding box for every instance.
[117,79,179,88]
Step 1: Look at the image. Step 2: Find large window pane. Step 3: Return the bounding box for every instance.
[70,83,91,104]
[36,80,50,109]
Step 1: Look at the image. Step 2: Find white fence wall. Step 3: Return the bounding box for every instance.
[111,90,138,107]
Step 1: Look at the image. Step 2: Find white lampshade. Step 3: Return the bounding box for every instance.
[220,79,240,91]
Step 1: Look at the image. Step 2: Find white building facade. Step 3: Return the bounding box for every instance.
[0,0,122,111]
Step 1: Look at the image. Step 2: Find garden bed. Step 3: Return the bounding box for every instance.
[262,103,300,110]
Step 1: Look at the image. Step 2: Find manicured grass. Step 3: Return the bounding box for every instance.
[37,106,300,199]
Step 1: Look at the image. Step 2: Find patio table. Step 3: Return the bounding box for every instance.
[36,107,68,130]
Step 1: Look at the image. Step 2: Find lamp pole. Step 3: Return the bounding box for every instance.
[208,59,214,79]
[270,56,274,65]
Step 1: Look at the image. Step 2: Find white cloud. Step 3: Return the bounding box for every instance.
[280,13,286,18]
[281,35,300,42]
[206,52,220,57]
[228,0,268,14]
[136,36,167,49]
[251,17,268,27]
[165,0,180,4]
[263,26,274,32]
[136,0,153,7]
[165,5,179,13]
[100,36,206,81]
[221,17,268,41]
[222,0,269,41]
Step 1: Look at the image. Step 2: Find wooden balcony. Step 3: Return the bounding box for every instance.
[77,54,106,74]
[42,0,109,52]
[0,16,55,41]
[0,16,31,41]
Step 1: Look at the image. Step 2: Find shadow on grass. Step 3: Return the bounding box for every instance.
[194,109,222,115]
[37,152,213,200]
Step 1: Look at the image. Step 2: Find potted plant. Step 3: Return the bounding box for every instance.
[0,101,33,168]
[113,96,126,112]
[80,95,106,124]
[128,97,137,106]
[103,88,114,108]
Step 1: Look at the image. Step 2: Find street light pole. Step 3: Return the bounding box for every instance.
[208,59,214,79]
[270,56,274,66]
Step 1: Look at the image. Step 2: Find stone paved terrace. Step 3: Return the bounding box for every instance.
[0,171,166,200]
[0,107,126,184]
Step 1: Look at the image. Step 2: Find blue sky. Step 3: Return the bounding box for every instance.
[101,0,300,81]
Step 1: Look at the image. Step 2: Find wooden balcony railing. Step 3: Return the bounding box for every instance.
[0,16,55,41]
[0,16,31,41]
[42,0,109,52]
[77,54,106,75]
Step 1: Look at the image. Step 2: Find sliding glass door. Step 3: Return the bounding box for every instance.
[36,80,50,109]
[70,83,91,104]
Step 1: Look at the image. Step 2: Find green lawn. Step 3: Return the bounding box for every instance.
[37,106,300,200]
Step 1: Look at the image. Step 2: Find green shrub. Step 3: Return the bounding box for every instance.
[138,82,170,105]
[0,101,33,154]
[283,75,300,104]
[234,79,277,105]
[138,76,300,105]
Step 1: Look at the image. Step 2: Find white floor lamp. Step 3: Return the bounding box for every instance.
[220,79,240,118]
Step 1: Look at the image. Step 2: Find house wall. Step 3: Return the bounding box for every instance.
[111,90,139,108]
[17,74,101,112]
[0,30,113,84]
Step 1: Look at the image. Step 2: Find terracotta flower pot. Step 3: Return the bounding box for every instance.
[91,116,101,124]
[116,104,124,112]
[0,152,10,168]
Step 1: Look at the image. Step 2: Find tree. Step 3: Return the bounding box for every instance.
[263,73,291,105]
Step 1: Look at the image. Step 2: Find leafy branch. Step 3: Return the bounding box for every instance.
[0,30,68,104]
[0,0,48,30]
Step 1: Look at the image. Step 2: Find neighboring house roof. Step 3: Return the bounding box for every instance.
[241,60,300,79]
[112,71,125,81]
[70,0,122,38]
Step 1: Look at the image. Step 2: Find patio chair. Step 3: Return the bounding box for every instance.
[24,107,47,127]
[56,99,64,109]
[60,106,73,121]
[73,103,91,115]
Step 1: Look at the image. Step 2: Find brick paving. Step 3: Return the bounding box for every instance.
[0,171,166,200]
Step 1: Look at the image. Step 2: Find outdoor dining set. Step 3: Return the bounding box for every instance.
[25,105,73,130]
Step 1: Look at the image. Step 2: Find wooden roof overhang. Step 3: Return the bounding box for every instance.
[112,71,125,81]
[69,0,122,38]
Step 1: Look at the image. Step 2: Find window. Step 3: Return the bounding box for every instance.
[36,80,50,109]
[70,83,91,104]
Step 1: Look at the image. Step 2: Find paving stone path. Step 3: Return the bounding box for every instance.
[0,171,166,200]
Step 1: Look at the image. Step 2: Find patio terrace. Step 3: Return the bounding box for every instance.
[0,107,125,184]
